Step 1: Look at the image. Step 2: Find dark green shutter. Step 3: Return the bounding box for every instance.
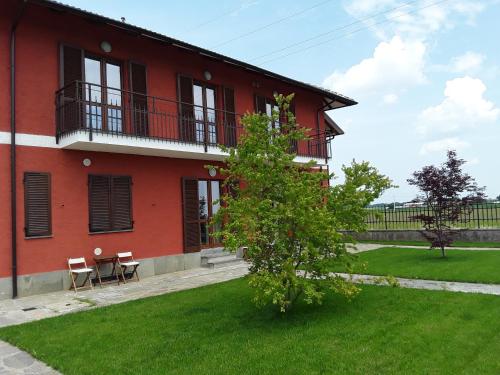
[129,62,148,136]
[182,178,200,253]
[89,175,112,232]
[177,75,195,142]
[223,87,237,147]
[111,176,133,230]
[24,172,51,237]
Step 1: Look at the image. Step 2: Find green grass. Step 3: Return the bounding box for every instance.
[358,240,500,248]
[2,279,500,374]
[336,247,500,284]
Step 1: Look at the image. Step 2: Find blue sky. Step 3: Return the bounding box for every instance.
[63,0,500,202]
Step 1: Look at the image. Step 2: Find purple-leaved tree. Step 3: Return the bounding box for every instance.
[408,150,485,257]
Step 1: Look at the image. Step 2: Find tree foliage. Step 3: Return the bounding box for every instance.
[212,94,391,312]
[407,150,485,257]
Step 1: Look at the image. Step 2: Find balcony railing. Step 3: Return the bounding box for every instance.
[55,81,330,160]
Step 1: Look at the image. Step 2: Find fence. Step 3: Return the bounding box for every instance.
[365,203,500,230]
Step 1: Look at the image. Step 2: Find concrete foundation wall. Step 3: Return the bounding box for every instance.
[351,229,500,243]
[0,252,202,300]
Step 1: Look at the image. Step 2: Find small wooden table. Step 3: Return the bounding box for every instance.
[93,255,120,287]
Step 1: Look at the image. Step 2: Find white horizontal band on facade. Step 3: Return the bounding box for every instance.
[0,131,327,165]
[0,131,61,148]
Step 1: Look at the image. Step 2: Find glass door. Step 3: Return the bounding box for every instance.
[84,56,122,132]
[193,83,217,145]
[198,180,221,248]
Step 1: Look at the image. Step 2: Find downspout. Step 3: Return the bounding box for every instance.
[10,1,27,299]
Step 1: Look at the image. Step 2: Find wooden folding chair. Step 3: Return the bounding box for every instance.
[117,252,140,283]
[68,257,94,292]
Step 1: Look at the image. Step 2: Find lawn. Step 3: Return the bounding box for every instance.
[358,240,500,248]
[2,279,500,374]
[338,247,500,284]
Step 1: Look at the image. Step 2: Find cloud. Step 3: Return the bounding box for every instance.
[419,137,470,155]
[418,76,499,134]
[383,93,398,104]
[344,0,486,40]
[322,36,426,99]
[450,51,485,73]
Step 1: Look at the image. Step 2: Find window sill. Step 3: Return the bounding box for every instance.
[88,229,134,235]
[25,235,53,240]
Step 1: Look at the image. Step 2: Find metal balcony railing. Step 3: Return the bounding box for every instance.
[55,81,330,160]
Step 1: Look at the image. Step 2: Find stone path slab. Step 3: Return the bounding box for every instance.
[336,273,500,296]
[0,340,60,374]
[355,243,500,251]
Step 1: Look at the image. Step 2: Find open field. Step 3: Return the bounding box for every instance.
[1,279,500,374]
[334,247,500,284]
[357,240,500,248]
[365,203,500,230]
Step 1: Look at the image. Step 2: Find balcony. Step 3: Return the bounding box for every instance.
[56,81,330,162]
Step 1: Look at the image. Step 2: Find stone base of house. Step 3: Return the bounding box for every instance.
[0,252,201,300]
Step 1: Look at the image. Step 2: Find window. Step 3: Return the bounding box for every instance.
[88,175,132,233]
[255,95,280,131]
[24,172,51,238]
[84,57,123,132]
[182,178,222,252]
[193,83,217,144]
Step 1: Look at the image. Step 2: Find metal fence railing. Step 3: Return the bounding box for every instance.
[365,203,500,230]
[55,80,331,160]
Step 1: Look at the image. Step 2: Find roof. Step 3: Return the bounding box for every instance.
[27,0,357,111]
[324,113,344,136]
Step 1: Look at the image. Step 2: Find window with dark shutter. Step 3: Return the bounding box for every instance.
[129,62,148,136]
[24,172,51,238]
[223,87,237,147]
[177,75,195,142]
[182,177,201,253]
[89,175,132,233]
[255,94,267,114]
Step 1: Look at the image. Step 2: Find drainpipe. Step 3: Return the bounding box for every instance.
[10,1,27,299]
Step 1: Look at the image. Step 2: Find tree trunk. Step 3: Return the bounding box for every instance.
[441,246,446,258]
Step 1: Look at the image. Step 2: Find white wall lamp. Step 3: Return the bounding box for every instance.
[82,158,92,167]
[100,41,112,53]
[204,70,212,81]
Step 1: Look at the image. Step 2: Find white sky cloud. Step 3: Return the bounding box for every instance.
[383,93,398,104]
[419,137,470,155]
[322,36,426,99]
[418,76,499,134]
[450,51,485,73]
[344,0,486,40]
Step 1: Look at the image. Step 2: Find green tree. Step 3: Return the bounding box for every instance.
[212,94,391,312]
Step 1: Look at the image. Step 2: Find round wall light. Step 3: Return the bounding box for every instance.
[208,167,217,177]
[100,41,112,53]
[82,158,92,167]
[204,70,212,81]
[94,247,102,256]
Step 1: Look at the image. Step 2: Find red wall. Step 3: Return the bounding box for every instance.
[0,1,327,278]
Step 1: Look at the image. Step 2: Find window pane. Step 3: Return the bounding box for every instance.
[84,57,101,103]
[211,181,220,215]
[206,88,215,109]
[193,85,203,106]
[106,63,121,106]
[198,180,208,219]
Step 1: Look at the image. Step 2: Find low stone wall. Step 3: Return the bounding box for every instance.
[0,252,201,300]
[351,229,500,242]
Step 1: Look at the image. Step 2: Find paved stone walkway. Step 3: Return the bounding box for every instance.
[336,273,500,295]
[0,340,60,374]
[355,243,500,251]
[0,263,248,328]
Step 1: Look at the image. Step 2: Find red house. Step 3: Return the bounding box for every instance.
[0,0,356,299]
